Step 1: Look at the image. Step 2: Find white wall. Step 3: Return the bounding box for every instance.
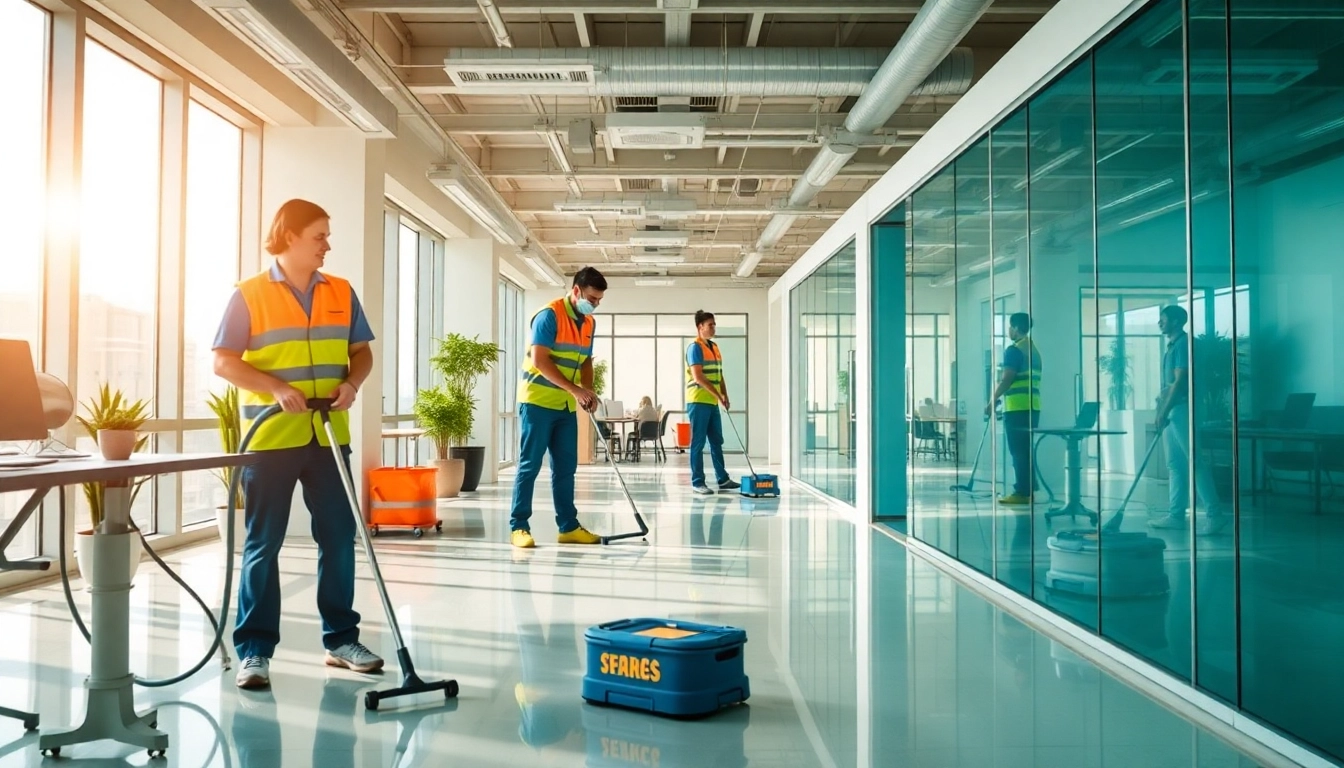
[525,279,772,457]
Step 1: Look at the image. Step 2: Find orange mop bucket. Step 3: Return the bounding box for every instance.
[368,467,441,538]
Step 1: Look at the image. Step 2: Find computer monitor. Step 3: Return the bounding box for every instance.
[1282,393,1316,429]
[603,400,625,419]
[1074,401,1100,430]
[0,340,49,443]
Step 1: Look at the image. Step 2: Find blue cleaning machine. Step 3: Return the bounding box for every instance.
[722,408,780,498]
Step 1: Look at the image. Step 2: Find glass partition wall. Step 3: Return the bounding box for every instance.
[866,0,1344,760]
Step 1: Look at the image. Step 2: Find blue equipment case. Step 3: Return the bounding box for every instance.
[582,618,750,718]
[582,696,750,768]
[739,474,780,498]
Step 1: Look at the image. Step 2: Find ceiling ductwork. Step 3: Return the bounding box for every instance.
[442,46,973,98]
[744,0,995,275]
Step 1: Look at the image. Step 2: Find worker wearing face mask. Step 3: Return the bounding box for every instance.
[509,266,609,549]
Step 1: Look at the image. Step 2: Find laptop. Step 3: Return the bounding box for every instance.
[1074,401,1100,430]
[0,340,60,469]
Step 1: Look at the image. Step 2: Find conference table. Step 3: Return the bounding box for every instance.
[0,452,255,757]
[1201,425,1342,514]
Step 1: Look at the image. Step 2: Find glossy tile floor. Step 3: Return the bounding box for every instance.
[0,456,1266,767]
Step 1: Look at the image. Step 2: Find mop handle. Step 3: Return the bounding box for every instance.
[310,399,409,651]
[588,410,642,514]
[721,407,758,480]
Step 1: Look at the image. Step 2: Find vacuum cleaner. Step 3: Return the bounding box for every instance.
[1045,424,1169,598]
[722,409,779,498]
[58,398,457,712]
[588,410,650,545]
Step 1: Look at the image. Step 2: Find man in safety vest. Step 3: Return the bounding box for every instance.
[986,312,1041,505]
[509,266,609,549]
[213,199,383,689]
[686,310,740,494]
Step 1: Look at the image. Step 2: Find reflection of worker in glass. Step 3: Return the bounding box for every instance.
[987,312,1041,505]
[510,559,582,750]
[1151,305,1229,535]
[686,311,740,495]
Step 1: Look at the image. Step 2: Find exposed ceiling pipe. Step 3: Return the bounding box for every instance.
[442,47,974,98]
[477,0,514,48]
[745,0,994,273]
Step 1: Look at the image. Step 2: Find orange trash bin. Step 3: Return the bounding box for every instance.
[676,421,692,450]
[368,467,440,538]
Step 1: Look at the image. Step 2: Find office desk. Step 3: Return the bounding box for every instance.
[0,453,255,757]
[1201,426,1341,514]
[1035,428,1125,525]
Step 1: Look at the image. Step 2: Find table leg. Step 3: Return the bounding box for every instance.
[39,483,167,756]
[1045,437,1098,525]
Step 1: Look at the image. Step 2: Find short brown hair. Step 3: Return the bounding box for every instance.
[264,199,330,255]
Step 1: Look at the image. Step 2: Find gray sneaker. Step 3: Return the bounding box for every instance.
[1148,514,1187,530]
[1196,515,1230,536]
[325,642,384,673]
[235,656,270,689]
[692,485,715,495]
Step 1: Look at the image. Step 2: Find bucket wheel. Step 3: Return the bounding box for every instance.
[369,525,380,537]
[412,527,423,538]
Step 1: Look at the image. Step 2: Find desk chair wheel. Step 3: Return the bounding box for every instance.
[42,748,60,757]
[365,692,380,711]
[23,716,37,731]
[148,748,166,759]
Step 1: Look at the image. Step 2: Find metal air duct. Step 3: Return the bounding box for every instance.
[443,46,973,98]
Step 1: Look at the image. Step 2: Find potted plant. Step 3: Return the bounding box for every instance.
[592,359,609,398]
[207,386,246,551]
[74,384,150,580]
[414,386,473,498]
[1098,338,1133,412]
[429,333,503,492]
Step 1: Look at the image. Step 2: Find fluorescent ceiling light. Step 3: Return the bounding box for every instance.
[628,231,690,247]
[630,254,685,265]
[1012,148,1082,190]
[635,278,676,287]
[1098,178,1175,211]
[427,165,525,246]
[523,254,564,286]
[201,1,395,137]
[1299,116,1344,141]
[734,251,763,278]
[1097,133,1153,165]
[804,143,858,189]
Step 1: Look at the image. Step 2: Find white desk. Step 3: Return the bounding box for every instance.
[0,453,255,757]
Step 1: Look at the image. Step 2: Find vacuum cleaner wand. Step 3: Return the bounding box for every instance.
[586,409,650,545]
[308,398,458,711]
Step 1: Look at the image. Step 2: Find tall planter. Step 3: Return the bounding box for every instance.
[451,446,486,492]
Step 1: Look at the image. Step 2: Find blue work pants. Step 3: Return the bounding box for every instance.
[688,402,730,488]
[510,403,581,533]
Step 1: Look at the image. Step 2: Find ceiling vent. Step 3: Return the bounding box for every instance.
[607,114,706,150]
[734,178,761,198]
[554,199,646,217]
[629,230,690,248]
[1140,56,1316,95]
[444,60,595,93]
[622,178,659,192]
[613,96,720,113]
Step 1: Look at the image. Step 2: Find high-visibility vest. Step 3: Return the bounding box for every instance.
[685,338,724,406]
[1003,336,1042,413]
[519,297,593,412]
[237,270,352,450]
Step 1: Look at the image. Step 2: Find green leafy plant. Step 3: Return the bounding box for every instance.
[1097,337,1133,411]
[206,386,244,509]
[592,359,609,397]
[415,386,476,456]
[1193,332,1250,422]
[429,334,502,444]
[75,384,151,529]
[837,370,850,400]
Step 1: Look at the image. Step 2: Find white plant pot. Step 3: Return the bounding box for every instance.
[97,429,138,461]
[216,502,247,554]
[433,458,466,498]
[75,530,143,584]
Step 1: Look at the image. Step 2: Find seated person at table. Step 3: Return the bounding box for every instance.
[636,396,659,425]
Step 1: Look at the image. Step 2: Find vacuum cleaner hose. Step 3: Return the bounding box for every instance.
[58,404,282,687]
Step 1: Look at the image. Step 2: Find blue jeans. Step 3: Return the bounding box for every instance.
[510,403,581,533]
[688,402,729,488]
[234,439,361,660]
[1165,403,1225,517]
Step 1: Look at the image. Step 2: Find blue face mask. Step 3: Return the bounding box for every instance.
[574,296,597,315]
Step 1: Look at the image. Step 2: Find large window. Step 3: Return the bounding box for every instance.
[791,242,856,504]
[380,209,445,466]
[497,279,524,466]
[870,0,1344,760]
[593,314,749,453]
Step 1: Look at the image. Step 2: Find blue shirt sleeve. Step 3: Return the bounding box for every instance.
[1003,345,1025,372]
[1170,337,1189,372]
[686,342,705,367]
[530,309,558,348]
[212,290,251,353]
[348,290,376,345]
